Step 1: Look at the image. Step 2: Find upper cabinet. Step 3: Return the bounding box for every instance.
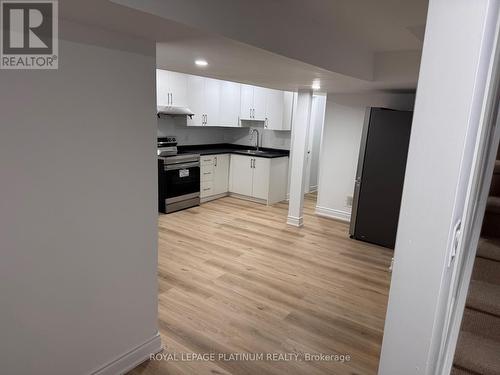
[282,91,295,131]
[219,81,241,127]
[264,89,296,131]
[240,84,266,121]
[157,69,294,130]
[186,76,240,127]
[186,75,205,126]
[265,89,284,130]
[156,69,188,107]
[204,78,221,127]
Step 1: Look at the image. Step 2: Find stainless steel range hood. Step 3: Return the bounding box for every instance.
[157,105,194,118]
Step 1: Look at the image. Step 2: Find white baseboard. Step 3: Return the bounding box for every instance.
[315,206,351,223]
[287,215,304,227]
[201,192,229,203]
[228,193,267,205]
[91,332,163,375]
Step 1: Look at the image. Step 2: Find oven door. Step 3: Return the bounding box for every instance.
[164,161,200,202]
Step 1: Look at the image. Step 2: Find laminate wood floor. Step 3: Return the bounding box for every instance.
[128,194,393,375]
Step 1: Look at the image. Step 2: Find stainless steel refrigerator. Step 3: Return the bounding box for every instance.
[349,107,413,249]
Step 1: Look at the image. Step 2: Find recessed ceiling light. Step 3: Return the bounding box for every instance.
[195,59,208,67]
[312,80,321,90]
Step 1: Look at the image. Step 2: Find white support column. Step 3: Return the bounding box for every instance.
[287,90,313,227]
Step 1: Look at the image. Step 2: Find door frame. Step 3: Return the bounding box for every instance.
[437,16,500,374]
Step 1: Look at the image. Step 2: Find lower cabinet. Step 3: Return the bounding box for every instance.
[200,153,289,205]
[200,154,230,200]
[228,154,254,197]
[229,154,288,204]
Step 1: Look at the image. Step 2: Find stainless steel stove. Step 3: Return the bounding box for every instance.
[158,137,200,214]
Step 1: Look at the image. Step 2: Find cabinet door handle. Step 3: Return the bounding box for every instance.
[214,156,217,167]
[171,93,173,105]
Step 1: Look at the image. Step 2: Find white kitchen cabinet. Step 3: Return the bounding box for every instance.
[253,86,267,121]
[168,71,188,107]
[229,154,289,204]
[159,70,292,129]
[156,69,169,106]
[265,90,295,131]
[240,84,266,121]
[156,69,188,107]
[200,154,230,201]
[219,81,241,127]
[186,75,205,127]
[204,78,221,127]
[282,91,295,131]
[240,84,254,121]
[187,76,241,127]
[251,157,271,200]
[265,89,284,130]
[213,154,230,195]
[229,154,254,197]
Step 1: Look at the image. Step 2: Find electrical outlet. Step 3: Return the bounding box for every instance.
[346,195,353,207]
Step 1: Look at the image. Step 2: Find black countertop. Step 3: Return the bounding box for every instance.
[178,144,290,159]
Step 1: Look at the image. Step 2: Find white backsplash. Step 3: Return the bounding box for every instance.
[158,117,290,150]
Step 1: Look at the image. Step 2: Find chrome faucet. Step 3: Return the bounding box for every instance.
[250,128,260,151]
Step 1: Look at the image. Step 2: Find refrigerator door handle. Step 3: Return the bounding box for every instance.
[349,108,372,238]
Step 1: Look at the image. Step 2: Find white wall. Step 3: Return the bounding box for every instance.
[232,125,291,150]
[316,102,366,221]
[158,116,291,149]
[158,116,241,144]
[0,23,160,375]
[316,93,415,222]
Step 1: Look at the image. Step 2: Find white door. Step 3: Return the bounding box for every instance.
[305,100,317,194]
[156,69,169,106]
[240,84,254,120]
[265,89,284,130]
[252,157,270,200]
[282,91,295,131]
[229,154,253,196]
[219,81,241,127]
[186,75,205,127]
[213,154,230,195]
[253,86,267,121]
[167,71,188,107]
[204,78,221,126]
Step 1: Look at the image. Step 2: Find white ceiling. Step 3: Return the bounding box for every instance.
[60,0,428,93]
